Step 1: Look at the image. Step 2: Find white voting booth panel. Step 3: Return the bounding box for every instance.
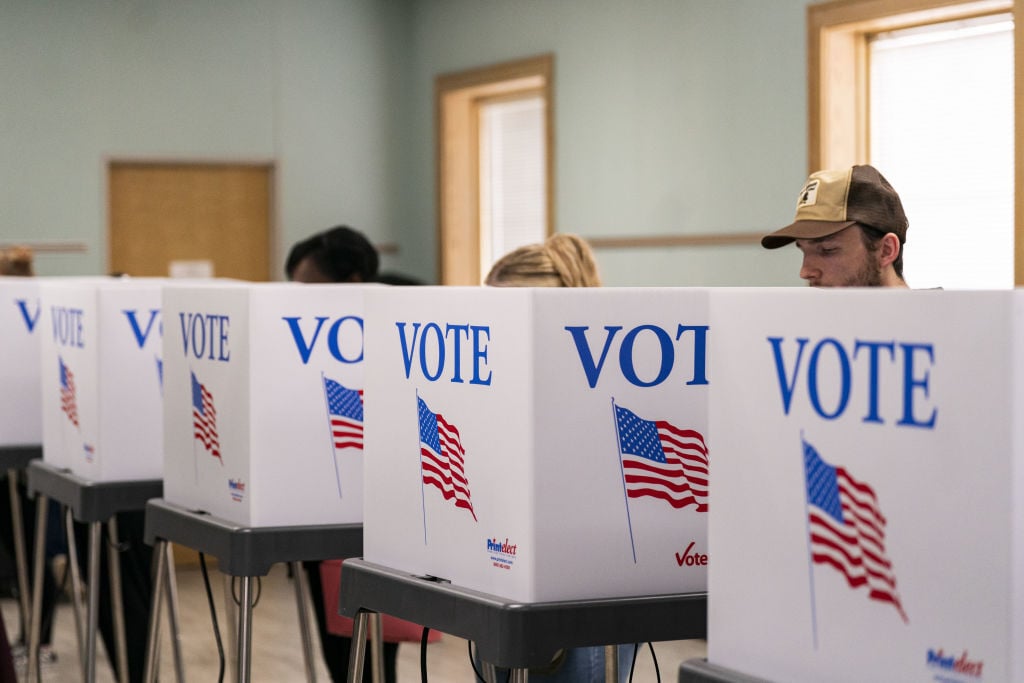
[38,278,164,480]
[707,288,1020,683]
[363,287,710,603]
[0,278,42,445]
[162,282,366,527]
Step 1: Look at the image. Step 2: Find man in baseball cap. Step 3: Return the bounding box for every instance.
[761,164,909,287]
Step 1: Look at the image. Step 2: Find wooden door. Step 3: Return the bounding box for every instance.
[109,162,274,281]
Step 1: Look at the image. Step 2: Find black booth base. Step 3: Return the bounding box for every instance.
[142,498,363,576]
[678,658,772,683]
[339,557,707,670]
[26,460,161,522]
[0,445,42,471]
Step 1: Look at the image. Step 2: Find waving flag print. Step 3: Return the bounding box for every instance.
[804,438,907,623]
[418,396,476,521]
[59,357,79,428]
[614,403,708,512]
[191,372,221,463]
[323,378,364,451]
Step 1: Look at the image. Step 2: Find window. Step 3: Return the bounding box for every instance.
[436,55,553,285]
[808,0,1019,287]
[478,95,547,277]
[870,15,1013,288]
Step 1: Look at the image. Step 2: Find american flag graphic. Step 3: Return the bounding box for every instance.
[191,372,221,463]
[614,403,708,512]
[804,439,907,622]
[59,357,79,428]
[418,397,476,521]
[323,378,363,451]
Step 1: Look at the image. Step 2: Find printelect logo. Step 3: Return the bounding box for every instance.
[486,537,517,571]
[228,478,246,503]
[927,649,983,679]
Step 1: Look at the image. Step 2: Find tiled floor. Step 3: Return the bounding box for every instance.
[1,560,707,682]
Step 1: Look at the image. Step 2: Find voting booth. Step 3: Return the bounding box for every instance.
[707,288,1019,682]
[162,282,367,527]
[0,278,42,445]
[362,287,710,602]
[38,278,164,480]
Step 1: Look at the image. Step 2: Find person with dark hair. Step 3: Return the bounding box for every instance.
[287,225,400,683]
[375,272,425,286]
[760,164,909,288]
[284,225,379,283]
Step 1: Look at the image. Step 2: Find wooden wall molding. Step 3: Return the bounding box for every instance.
[586,233,765,249]
[0,241,88,254]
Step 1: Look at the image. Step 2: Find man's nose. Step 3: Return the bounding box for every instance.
[799,255,818,281]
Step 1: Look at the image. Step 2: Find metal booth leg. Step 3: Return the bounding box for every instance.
[25,493,48,683]
[236,576,255,683]
[107,517,129,683]
[289,561,318,682]
[7,470,30,647]
[604,644,619,683]
[142,538,168,683]
[369,612,384,683]
[163,542,186,682]
[65,507,87,671]
[347,609,369,683]
[509,669,529,683]
[86,520,102,683]
[224,573,238,680]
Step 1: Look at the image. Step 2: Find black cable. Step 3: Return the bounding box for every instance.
[199,552,226,683]
[420,626,429,683]
[628,642,640,682]
[230,575,262,608]
[648,641,661,682]
[104,526,130,553]
[468,641,487,682]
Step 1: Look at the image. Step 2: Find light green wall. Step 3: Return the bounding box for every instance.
[1,0,411,278]
[2,0,808,285]
[401,0,809,285]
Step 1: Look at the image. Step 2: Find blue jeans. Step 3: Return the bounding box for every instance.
[485,644,639,683]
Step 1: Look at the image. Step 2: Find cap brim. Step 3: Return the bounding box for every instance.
[760,220,857,249]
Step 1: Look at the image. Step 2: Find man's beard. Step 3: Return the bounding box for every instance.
[810,252,882,287]
[845,252,883,287]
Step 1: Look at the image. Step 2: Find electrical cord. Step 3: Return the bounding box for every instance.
[628,642,640,682]
[647,641,661,682]
[420,627,429,683]
[105,534,131,553]
[199,552,226,683]
[230,575,262,607]
[469,640,485,682]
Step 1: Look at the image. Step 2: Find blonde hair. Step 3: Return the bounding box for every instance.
[485,234,601,288]
[0,246,34,276]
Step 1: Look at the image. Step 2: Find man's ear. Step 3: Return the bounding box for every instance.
[879,232,901,268]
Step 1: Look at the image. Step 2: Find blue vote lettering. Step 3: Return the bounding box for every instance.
[51,307,85,348]
[395,321,491,385]
[15,299,41,333]
[282,315,363,365]
[768,336,936,428]
[565,324,709,388]
[178,312,230,362]
[122,309,162,349]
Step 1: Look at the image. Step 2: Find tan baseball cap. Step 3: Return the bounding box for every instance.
[761,165,908,249]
